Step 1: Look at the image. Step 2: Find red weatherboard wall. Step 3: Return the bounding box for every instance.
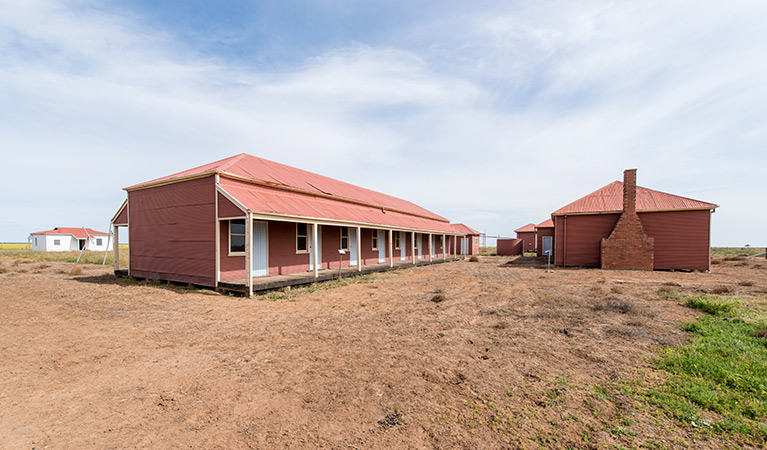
[269,221,311,275]
[114,206,128,226]
[516,231,536,252]
[219,220,245,281]
[536,227,555,257]
[554,214,620,267]
[129,176,216,286]
[497,238,523,256]
[638,210,711,271]
[218,192,244,218]
[555,210,712,270]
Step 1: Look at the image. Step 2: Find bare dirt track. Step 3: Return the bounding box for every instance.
[1,255,765,449]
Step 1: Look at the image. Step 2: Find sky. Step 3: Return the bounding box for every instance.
[1,0,765,246]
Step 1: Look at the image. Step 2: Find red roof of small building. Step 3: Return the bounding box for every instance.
[128,153,447,222]
[514,223,536,233]
[31,227,108,239]
[451,223,480,235]
[552,181,718,216]
[536,218,554,228]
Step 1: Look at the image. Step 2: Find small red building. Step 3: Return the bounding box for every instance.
[514,223,536,252]
[497,238,523,256]
[450,224,481,255]
[535,219,554,257]
[551,169,718,271]
[111,154,475,294]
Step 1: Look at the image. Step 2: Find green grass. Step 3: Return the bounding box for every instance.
[0,247,129,266]
[646,293,767,445]
[712,247,765,257]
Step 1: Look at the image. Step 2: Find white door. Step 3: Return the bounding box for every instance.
[399,232,405,261]
[417,234,423,259]
[430,235,435,258]
[461,238,468,255]
[252,221,268,277]
[377,230,385,263]
[349,228,357,265]
[542,236,553,256]
[309,226,322,269]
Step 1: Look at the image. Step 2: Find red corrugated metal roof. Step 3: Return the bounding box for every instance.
[219,177,461,234]
[451,223,480,235]
[128,153,447,222]
[514,223,536,233]
[552,181,718,215]
[536,218,554,228]
[31,227,108,238]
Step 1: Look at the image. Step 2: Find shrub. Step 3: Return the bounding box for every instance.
[469,256,479,262]
[709,285,732,295]
[685,296,738,315]
[69,267,84,276]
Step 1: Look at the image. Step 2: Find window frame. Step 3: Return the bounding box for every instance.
[96,238,103,246]
[371,229,379,251]
[340,227,350,251]
[394,231,400,250]
[229,219,247,256]
[414,233,419,249]
[53,239,60,246]
[296,223,309,254]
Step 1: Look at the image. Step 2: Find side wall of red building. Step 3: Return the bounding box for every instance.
[554,214,620,267]
[638,210,711,271]
[129,176,216,286]
[554,210,711,270]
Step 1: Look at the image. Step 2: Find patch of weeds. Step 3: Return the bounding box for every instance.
[593,384,611,400]
[724,256,746,261]
[657,286,679,299]
[662,281,682,287]
[378,410,403,429]
[738,281,754,287]
[469,255,479,262]
[647,296,767,446]
[610,286,624,294]
[69,267,84,276]
[684,295,738,315]
[711,258,722,265]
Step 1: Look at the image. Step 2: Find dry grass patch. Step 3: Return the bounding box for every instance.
[69,267,84,276]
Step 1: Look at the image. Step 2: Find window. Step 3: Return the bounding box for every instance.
[340,227,349,250]
[229,219,246,254]
[34,237,38,246]
[96,238,103,246]
[414,234,419,249]
[53,239,60,246]
[394,232,400,250]
[296,223,308,253]
[371,230,379,250]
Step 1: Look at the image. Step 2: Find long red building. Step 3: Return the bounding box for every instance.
[551,169,718,271]
[111,154,473,294]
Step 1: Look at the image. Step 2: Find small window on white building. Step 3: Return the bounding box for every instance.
[53,239,60,245]
[229,219,246,254]
[96,238,103,246]
[34,237,38,246]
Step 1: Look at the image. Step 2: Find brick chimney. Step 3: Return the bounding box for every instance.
[600,169,654,270]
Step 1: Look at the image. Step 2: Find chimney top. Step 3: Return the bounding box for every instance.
[623,169,637,214]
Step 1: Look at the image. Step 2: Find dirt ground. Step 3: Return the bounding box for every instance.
[1,255,765,449]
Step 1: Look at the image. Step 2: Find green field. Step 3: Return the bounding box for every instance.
[0,244,129,266]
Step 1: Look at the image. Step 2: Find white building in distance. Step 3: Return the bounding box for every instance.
[29,227,111,252]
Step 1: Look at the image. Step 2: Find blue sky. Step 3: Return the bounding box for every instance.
[1,0,765,246]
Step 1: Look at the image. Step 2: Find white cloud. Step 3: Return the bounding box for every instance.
[0,0,765,245]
